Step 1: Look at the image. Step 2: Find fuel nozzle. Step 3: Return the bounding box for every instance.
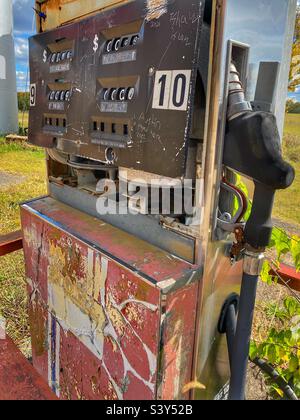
[227,63,252,120]
[222,62,295,401]
[224,63,295,249]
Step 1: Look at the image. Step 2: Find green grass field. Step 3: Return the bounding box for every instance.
[0,139,46,354]
[283,114,300,136]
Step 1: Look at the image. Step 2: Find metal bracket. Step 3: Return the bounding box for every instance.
[216,181,246,236]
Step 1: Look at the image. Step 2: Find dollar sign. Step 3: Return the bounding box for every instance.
[93,34,99,53]
[43,49,47,63]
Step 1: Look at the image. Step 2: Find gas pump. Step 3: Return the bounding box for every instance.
[21,0,297,400]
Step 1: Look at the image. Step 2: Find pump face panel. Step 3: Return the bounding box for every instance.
[29,0,206,178]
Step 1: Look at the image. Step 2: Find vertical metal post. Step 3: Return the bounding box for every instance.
[0,0,18,133]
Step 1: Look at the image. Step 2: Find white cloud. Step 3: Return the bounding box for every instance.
[14,37,28,62]
[16,70,29,91]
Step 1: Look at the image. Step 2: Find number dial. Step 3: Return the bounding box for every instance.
[152,70,191,111]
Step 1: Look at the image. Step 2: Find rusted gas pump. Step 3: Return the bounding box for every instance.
[21,0,297,400]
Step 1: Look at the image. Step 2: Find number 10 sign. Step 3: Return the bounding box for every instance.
[152,70,191,111]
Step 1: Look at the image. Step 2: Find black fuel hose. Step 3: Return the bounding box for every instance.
[251,357,298,401]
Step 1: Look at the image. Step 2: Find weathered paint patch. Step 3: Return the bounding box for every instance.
[21,199,200,400]
[145,0,168,21]
[159,282,200,400]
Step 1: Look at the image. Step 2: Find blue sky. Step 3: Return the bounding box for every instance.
[13,0,35,91]
[13,0,300,100]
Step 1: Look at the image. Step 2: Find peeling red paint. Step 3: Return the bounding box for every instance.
[160,283,200,400]
[21,197,201,400]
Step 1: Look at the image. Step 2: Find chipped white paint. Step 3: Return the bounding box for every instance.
[105,293,157,393]
[157,278,176,290]
[45,238,158,399]
[48,282,105,360]
[23,224,41,249]
[144,343,157,379]
[117,298,158,313]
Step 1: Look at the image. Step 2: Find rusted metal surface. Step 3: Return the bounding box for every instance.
[21,197,201,400]
[159,282,200,400]
[0,327,57,401]
[270,263,300,293]
[0,230,23,257]
[37,0,132,32]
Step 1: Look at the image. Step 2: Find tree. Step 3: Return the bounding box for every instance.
[289,5,300,92]
[286,98,300,113]
[17,92,30,111]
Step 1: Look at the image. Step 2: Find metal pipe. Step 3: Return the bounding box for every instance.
[227,63,252,120]
[0,0,18,133]
[228,249,264,400]
[228,272,258,400]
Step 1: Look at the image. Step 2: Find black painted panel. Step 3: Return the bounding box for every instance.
[29,0,207,178]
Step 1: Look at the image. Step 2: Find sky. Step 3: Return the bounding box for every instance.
[12,0,300,101]
[13,0,35,91]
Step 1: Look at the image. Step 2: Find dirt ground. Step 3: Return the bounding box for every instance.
[0,171,26,188]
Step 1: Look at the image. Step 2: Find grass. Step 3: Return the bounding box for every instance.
[0,139,46,234]
[273,114,300,227]
[283,114,300,136]
[18,111,29,135]
[0,138,46,355]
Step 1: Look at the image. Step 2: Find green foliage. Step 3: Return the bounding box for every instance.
[251,296,300,399]
[289,5,300,92]
[253,227,300,399]
[233,174,252,221]
[269,228,291,260]
[266,227,300,272]
[291,236,300,272]
[17,92,29,112]
[286,100,300,114]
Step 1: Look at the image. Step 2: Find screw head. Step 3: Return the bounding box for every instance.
[149,67,155,76]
